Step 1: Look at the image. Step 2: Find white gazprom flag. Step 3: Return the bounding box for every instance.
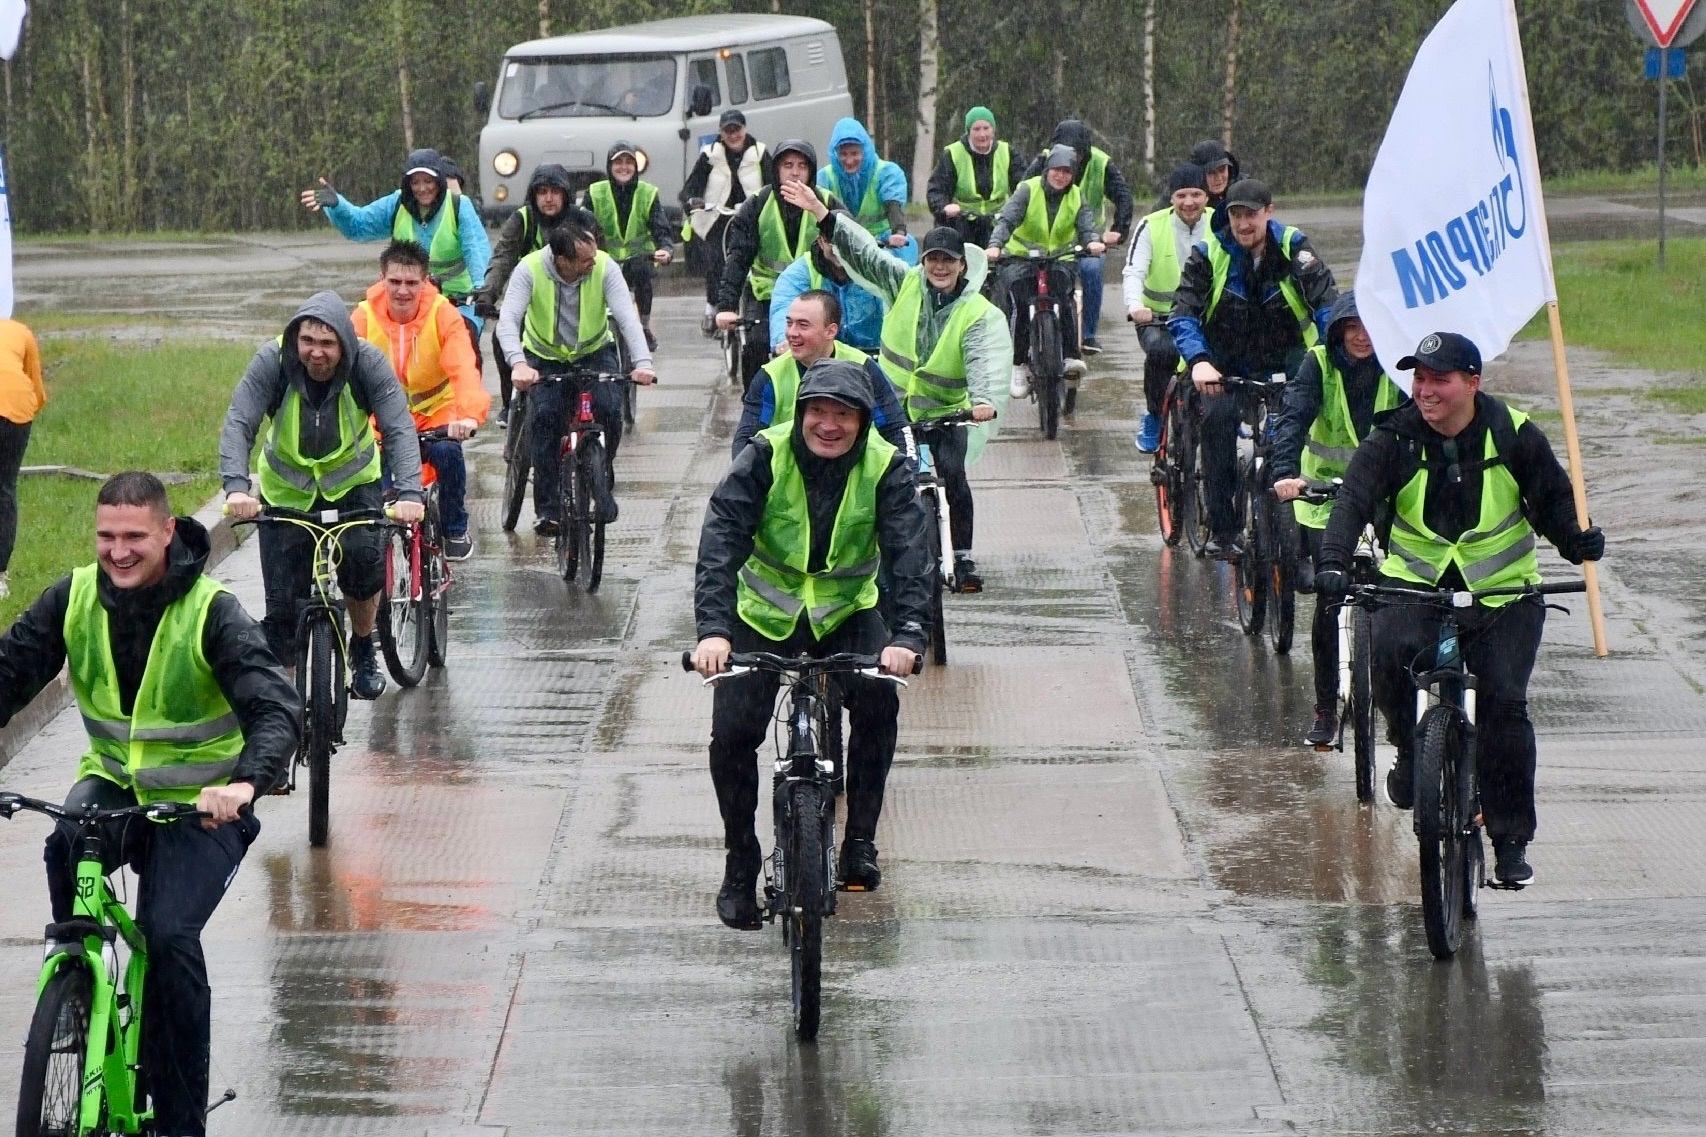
[1356,0,1553,387]
[0,148,12,320]
[0,0,24,60]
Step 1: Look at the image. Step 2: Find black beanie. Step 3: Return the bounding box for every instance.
[1166,163,1208,196]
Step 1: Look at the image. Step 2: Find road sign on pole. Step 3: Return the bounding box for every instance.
[1627,0,1706,47]
[1633,0,1700,46]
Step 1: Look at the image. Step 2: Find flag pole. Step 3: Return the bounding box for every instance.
[1508,0,1608,657]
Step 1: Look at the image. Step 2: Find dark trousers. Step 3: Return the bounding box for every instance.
[43,776,258,1137]
[999,262,1080,364]
[702,217,732,304]
[619,258,655,322]
[1198,387,1248,538]
[256,481,385,662]
[1302,525,1337,709]
[526,346,624,520]
[918,421,974,553]
[0,416,29,571]
[1136,323,1178,417]
[739,287,771,391]
[1372,595,1547,842]
[709,609,900,852]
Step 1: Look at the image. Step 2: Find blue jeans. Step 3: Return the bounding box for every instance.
[424,438,468,536]
[1077,255,1105,341]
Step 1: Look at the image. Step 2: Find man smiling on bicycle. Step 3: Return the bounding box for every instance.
[693,360,931,926]
[1315,332,1604,885]
[0,472,299,1137]
[220,291,425,700]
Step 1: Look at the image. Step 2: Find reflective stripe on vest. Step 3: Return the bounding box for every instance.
[588,179,660,260]
[1378,404,1541,606]
[1294,344,1404,529]
[1005,177,1082,257]
[520,249,613,362]
[947,140,1011,214]
[64,566,244,805]
[1138,206,1216,313]
[1203,225,1316,348]
[761,342,869,429]
[735,421,897,640]
[392,193,471,298]
[258,374,383,510]
[356,295,455,420]
[877,269,994,421]
[751,189,827,300]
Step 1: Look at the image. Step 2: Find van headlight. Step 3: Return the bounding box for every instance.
[493,149,520,178]
[633,148,649,174]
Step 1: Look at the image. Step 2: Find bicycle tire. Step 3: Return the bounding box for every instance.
[1174,402,1208,558]
[378,527,429,687]
[582,440,608,593]
[1266,504,1297,654]
[929,568,947,666]
[788,781,827,1042]
[556,448,580,583]
[1233,512,1267,637]
[17,964,95,1137]
[614,324,638,430]
[426,518,451,668]
[501,393,531,532]
[1153,400,1181,547]
[1351,608,1377,802]
[1415,704,1468,959]
[1032,308,1064,386]
[307,619,336,848]
[822,681,846,796]
[622,377,637,429]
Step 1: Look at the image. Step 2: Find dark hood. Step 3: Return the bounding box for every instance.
[527,162,575,214]
[1324,291,1385,376]
[282,291,358,387]
[770,139,820,193]
[97,515,212,616]
[1325,292,1361,348]
[399,148,449,225]
[790,360,874,523]
[1049,119,1093,164]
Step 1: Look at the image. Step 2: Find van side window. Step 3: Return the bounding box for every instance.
[749,47,791,100]
[689,57,720,106]
[725,54,749,105]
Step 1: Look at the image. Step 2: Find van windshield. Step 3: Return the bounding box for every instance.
[499,55,678,120]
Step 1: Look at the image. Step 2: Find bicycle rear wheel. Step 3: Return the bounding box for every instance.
[581,439,608,593]
[787,782,827,1042]
[426,512,451,668]
[1233,492,1266,636]
[307,619,336,848]
[1153,403,1182,547]
[1173,401,1208,558]
[556,448,580,583]
[1266,503,1297,653]
[1351,608,1377,802]
[378,527,429,687]
[17,964,95,1137]
[501,393,531,532]
[1415,704,1469,959]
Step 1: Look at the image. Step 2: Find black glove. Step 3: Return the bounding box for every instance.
[1314,569,1350,598]
[473,297,499,320]
[1564,524,1604,564]
[313,184,339,208]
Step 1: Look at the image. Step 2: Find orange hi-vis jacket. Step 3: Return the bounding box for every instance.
[352,280,490,434]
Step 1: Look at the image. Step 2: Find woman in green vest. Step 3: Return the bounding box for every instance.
[1270,293,1407,747]
[927,106,1017,250]
[584,141,676,351]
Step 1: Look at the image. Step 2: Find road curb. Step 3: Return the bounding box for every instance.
[0,489,246,772]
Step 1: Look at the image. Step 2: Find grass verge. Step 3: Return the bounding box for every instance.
[3,336,256,626]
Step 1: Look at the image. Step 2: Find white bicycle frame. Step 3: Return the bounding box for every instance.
[1337,524,1385,705]
[917,442,957,591]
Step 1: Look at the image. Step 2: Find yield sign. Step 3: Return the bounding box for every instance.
[1635,0,1699,46]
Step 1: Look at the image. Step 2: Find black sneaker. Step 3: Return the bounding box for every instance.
[716,844,763,930]
[1063,385,1078,415]
[1493,838,1534,886]
[1205,532,1244,560]
[592,480,619,524]
[497,404,510,430]
[1305,707,1337,747]
[1081,338,1102,355]
[953,556,983,593]
[348,634,386,700]
[1385,757,1413,810]
[838,839,881,892]
[533,516,559,537]
[1294,555,1315,594]
[445,532,474,561]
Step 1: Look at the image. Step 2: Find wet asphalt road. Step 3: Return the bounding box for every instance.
[3,231,1706,1135]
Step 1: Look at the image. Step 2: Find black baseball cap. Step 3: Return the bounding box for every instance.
[1396,332,1482,375]
[718,109,746,129]
[920,226,966,260]
[1222,178,1272,210]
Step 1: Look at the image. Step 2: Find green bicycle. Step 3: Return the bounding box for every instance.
[2,792,236,1137]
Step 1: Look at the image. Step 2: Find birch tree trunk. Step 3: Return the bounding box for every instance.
[1143,0,1157,179]
[909,0,939,203]
[393,0,415,151]
[538,0,550,39]
[1222,0,1241,150]
[863,0,876,129]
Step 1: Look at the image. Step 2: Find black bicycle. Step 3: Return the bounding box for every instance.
[1221,373,1292,648]
[1006,247,1080,440]
[1151,370,1208,555]
[718,314,768,391]
[1343,579,1586,958]
[682,649,910,1041]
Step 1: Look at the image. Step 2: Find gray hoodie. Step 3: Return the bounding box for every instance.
[219,291,423,502]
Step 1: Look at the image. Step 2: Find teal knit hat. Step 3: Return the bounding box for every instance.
[964,106,996,132]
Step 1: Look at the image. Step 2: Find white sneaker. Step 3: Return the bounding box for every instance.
[0,572,9,600]
[1009,365,1032,399]
[1064,357,1089,377]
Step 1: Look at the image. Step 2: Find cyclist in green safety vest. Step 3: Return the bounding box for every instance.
[1169,177,1339,559]
[583,141,676,351]
[692,360,932,924]
[1269,293,1407,747]
[1315,331,1605,886]
[497,222,657,534]
[219,291,425,699]
[0,471,298,1137]
[1022,119,1135,352]
[927,105,1017,249]
[1122,163,1213,453]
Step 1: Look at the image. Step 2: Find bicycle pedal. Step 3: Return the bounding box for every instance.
[1148,465,1168,486]
[268,782,292,796]
[1485,879,1527,892]
[1310,744,1333,754]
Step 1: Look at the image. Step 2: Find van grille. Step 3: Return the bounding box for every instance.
[806,40,825,65]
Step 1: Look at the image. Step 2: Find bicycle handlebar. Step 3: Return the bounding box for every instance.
[1346,579,1587,610]
[0,792,207,826]
[231,506,393,528]
[1219,373,1287,391]
[914,409,993,430]
[679,649,915,683]
[533,367,631,385]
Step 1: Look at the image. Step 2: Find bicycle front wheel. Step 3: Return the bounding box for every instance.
[501,393,531,532]
[787,782,827,1042]
[1351,608,1377,802]
[1266,505,1298,654]
[1415,704,1469,959]
[307,619,336,848]
[378,527,428,687]
[581,440,608,593]
[1233,498,1267,637]
[426,518,451,668]
[17,964,95,1137]
[557,447,580,583]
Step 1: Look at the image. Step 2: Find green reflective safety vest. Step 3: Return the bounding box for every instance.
[1080,147,1111,223]
[1203,225,1317,349]
[751,189,829,301]
[761,342,869,429]
[1294,346,1404,529]
[392,192,471,298]
[1380,404,1541,607]
[65,566,244,805]
[258,350,383,510]
[1004,177,1082,257]
[520,249,613,362]
[736,422,897,640]
[588,179,660,261]
[947,140,1011,214]
[877,269,994,421]
[1137,205,1214,314]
